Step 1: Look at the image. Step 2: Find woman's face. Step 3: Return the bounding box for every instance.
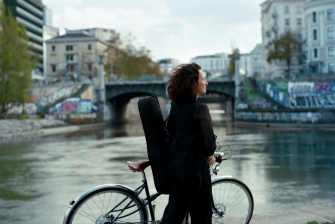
[196,70,208,97]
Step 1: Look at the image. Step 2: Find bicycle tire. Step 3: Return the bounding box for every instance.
[184,177,254,224]
[64,186,148,224]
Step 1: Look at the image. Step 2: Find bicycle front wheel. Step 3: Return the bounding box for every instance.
[65,187,148,224]
[212,178,254,224]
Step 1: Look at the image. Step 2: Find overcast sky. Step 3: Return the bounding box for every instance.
[43,0,265,63]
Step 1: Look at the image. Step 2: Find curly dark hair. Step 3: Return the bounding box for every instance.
[167,63,201,103]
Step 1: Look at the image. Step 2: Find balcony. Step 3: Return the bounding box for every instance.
[272,11,278,19]
[272,25,279,33]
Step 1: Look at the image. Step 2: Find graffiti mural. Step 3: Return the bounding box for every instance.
[7,103,38,115]
[80,85,94,100]
[37,86,75,108]
[236,111,335,123]
[243,79,335,110]
[49,98,98,114]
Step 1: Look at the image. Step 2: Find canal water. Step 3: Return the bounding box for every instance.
[0,114,335,223]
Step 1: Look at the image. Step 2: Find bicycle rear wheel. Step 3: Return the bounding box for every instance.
[212,178,254,224]
[183,178,253,224]
[65,187,148,224]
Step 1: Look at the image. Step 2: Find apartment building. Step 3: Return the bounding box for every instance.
[261,0,335,78]
[190,53,229,78]
[305,0,335,74]
[45,30,108,82]
[260,0,305,78]
[3,0,44,74]
[68,28,120,44]
[156,58,180,76]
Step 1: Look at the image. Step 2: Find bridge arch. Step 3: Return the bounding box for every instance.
[105,82,167,101]
[104,80,235,122]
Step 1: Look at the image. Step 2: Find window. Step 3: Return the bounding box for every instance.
[329,47,334,57]
[297,18,302,26]
[327,9,334,21]
[297,6,302,13]
[297,31,302,40]
[314,48,318,58]
[312,12,317,23]
[88,44,91,50]
[66,45,73,51]
[51,65,56,72]
[329,63,334,73]
[298,44,302,52]
[285,6,289,14]
[66,54,73,61]
[313,29,317,40]
[328,27,334,39]
[67,65,74,72]
[52,45,56,52]
[87,63,92,71]
[285,18,290,26]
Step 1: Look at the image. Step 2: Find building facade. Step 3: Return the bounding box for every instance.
[156,58,180,76]
[190,53,229,79]
[45,30,108,82]
[260,0,335,78]
[249,44,263,77]
[304,0,335,74]
[69,28,120,44]
[3,0,44,74]
[260,0,305,79]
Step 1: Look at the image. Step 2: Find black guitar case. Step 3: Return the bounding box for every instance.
[138,96,170,194]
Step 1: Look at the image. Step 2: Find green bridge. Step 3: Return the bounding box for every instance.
[104,80,235,122]
[105,80,235,101]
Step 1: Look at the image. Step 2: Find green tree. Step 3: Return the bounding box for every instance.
[105,33,162,80]
[228,48,236,78]
[267,31,304,78]
[0,5,37,117]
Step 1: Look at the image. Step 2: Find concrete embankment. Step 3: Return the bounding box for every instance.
[0,119,106,140]
[235,120,335,131]
[250,203,335,224]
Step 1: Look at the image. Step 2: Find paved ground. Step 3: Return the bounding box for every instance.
[250,204,335,224]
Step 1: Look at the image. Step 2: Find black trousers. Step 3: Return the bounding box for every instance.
[161,162,212,224]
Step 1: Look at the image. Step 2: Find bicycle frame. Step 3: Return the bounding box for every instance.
[106,170,161,223]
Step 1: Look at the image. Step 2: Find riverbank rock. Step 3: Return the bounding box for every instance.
[0,119,67,139]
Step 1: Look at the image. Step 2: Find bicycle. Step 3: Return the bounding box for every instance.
[63,144,254,224]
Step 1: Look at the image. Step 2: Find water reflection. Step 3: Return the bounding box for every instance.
[0,119,334,223]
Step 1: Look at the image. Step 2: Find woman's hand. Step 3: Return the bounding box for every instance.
[207,156,216,165]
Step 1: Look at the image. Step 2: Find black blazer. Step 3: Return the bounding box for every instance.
[167,99,216,180]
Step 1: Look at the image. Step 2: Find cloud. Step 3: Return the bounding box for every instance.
[43,0,264,63]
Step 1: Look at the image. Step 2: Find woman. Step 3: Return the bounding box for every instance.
[162,63,217,224]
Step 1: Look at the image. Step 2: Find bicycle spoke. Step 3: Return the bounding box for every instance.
[67,188,146,224]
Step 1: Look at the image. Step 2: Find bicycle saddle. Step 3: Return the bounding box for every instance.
[127,160,151,172]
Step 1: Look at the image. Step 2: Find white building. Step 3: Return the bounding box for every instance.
[156,58,180,76]
[260,0,335,78]
[45,30,108,82]
[260,0,305,79]
[304,0,335,74]
[249,44,263,77]
[68,28,120,44]
[190,53,229,79]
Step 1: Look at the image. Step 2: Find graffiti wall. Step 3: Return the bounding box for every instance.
[236,78,335,123]
[7,84,98,122]
[7,103,38,115]
[49,98,98,114]
[236,111,335,123]
[240,79,335,110]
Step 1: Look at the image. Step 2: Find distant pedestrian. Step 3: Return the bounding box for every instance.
[161,63,217,224]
